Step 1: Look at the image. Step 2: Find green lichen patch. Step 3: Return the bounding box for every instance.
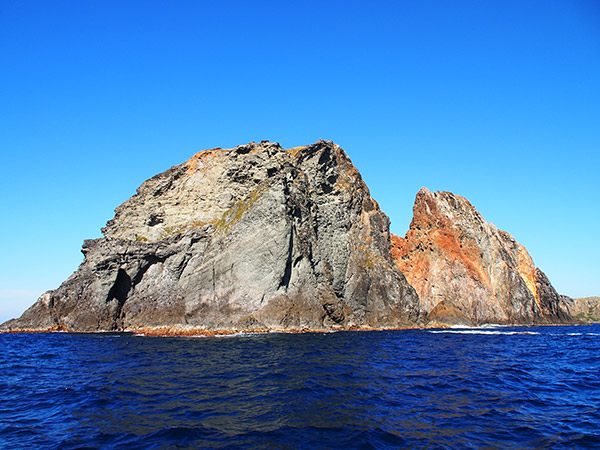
[158,219,211,240]
[574,311,600,323]
[214,184,267,235]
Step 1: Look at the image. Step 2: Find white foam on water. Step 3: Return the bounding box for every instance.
[428,329,540,335]
[212,332,263,338]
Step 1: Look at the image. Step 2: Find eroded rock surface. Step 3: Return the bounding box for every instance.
[2,141,419,332]
[391,188,572,326]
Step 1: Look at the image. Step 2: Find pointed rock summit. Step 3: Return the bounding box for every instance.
[391,187,571,326]
[3,141,420,333]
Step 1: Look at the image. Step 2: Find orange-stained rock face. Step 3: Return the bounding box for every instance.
[391,187,570,325]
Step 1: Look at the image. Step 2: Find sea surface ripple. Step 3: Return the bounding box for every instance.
[1,325,599,449]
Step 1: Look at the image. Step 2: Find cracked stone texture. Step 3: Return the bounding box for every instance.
[391,187,572,326]
[2,140,420,332]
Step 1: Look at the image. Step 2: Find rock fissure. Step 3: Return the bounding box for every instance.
[279,225,294,292]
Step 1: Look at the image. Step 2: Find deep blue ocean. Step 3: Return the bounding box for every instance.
[1,325,599,449]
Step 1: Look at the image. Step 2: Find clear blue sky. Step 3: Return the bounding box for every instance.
[1,0,599,322]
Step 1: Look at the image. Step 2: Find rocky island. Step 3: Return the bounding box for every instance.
[1,140,576,334]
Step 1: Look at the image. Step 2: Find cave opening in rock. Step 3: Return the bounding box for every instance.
[108,269,132,304]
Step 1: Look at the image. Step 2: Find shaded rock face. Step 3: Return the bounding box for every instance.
[391,188,572,326]
[3,141,419,332]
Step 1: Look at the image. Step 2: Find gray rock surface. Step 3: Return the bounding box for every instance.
[2,140,420,332]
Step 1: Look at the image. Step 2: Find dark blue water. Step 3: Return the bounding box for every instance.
[1,326,600,449]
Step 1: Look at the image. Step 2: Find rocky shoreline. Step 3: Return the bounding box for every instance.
[1,319,587,338]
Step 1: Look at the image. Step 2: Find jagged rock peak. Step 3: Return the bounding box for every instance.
[391,188,571,326]
[2,140,419,333]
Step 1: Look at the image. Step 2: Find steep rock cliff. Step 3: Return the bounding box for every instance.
[2,141,419,332]
[391,187,571,325]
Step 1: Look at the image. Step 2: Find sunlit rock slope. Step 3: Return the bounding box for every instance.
[391,188,572,326]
